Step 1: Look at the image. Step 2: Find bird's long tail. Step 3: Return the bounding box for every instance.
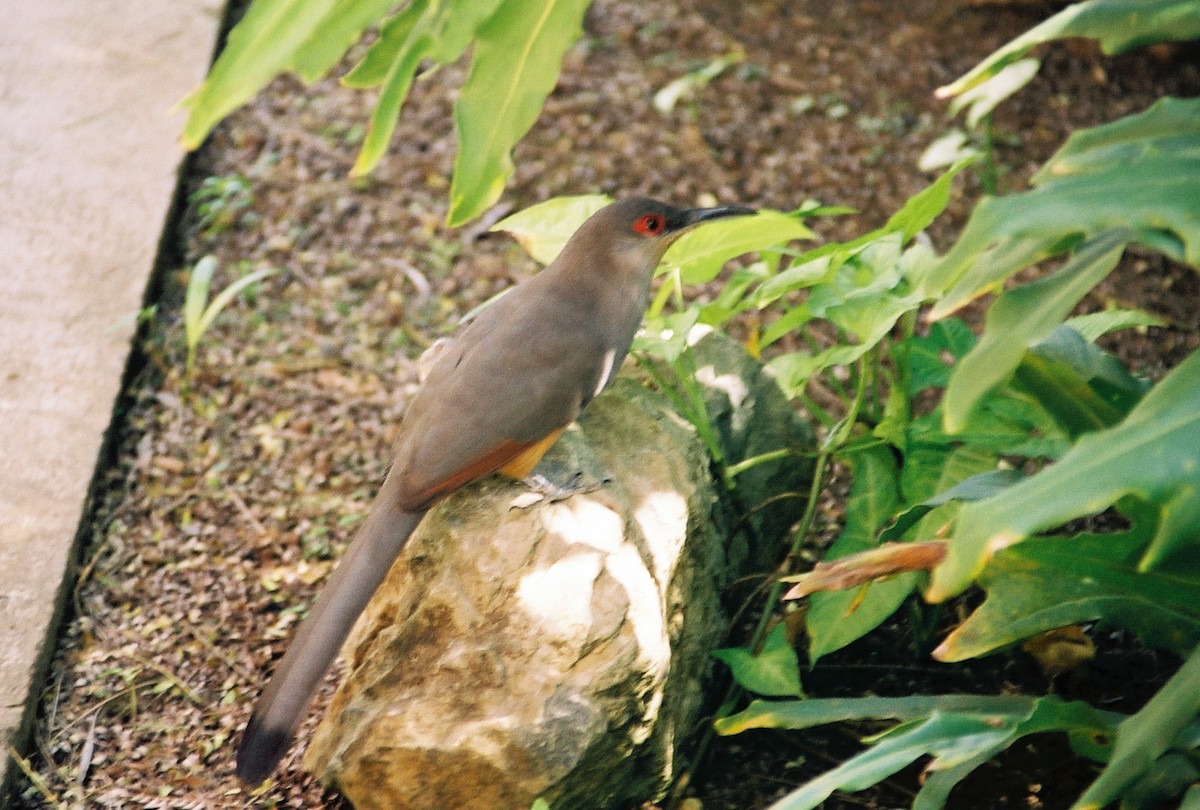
[236,480,426,784]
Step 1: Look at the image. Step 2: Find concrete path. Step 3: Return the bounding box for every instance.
[0,0,223,792]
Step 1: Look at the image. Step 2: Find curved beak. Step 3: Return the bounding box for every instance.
[676,205,756,231]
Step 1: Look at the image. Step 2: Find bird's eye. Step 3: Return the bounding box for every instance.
[633,213,666,235]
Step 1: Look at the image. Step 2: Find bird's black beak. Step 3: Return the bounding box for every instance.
[675,205,756,231]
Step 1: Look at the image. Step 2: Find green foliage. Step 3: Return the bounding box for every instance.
[717,694,1122,810]
[190,174,254,237]
[179,0,590,225]
[712,623,804,698]
[929,345,1200,600]
[936,505,1200,661]
[937,0,1200,118]
[927,97,1200,319]
[1078,645,1200,808]
[805,445,910,664]
[183,256,278,378]
[698,3,1200,807]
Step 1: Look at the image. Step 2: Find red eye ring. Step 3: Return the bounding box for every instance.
[633,213,666,235]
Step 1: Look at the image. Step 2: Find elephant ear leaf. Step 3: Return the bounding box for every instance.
[929,347,1200,602]
[926,98,1200,317]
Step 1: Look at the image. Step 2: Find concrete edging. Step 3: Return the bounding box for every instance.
[0,0,224,794]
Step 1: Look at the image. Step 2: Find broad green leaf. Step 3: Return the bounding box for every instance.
[742,697,1118,810]
[762,236,930,387]
[764,713,1008,809]
[928,347,1200,601]
[903,318,977,395]
[179,0,340,148]
[1011,327,1149,437]
[448,0,592,226]
[751,255,833,307]
[943,230,1129,431]
[766,343,872,399]
[712,623,804,698]
[1065,308,1166,341]
[938,0,1200,107]
[716,694,1036,734]
[936,511,1200,661]
[1077,644,1200,809]
[928,98,1200,313]
[663,210,813,284]
[879,468,1024,546]
[807,446,907,663]
[757,160,970,311]
[351,0,504,178]
[490,194,612,264]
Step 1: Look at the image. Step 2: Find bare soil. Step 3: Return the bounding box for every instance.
[11,1,1199,808]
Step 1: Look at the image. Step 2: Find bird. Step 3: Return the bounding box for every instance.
[235,197,755,784]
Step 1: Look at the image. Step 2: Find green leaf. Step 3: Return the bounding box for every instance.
[904,318,977,394]
[936,509,1200,661]
[879,468,1024,546]
[1077,644,1200,809]
[633,309,701,364]
[716,693,1046,734]
[928,346,1200,601]
[697,261,772,327]
[341,2,430,88]
[1010,327,1148,438]
[938,0,1200,111]
[183,257,278,375]
[807,446,907,663]
[490,194,613,264]
[881,157,975,242]
[919,130,982,173]
[194,267,278,344]
[351,0,504,178]
[1064,308,1166,341]
[183,255,217,354]
[942,229,1130,431]
[652,49,743,113]
[763,701,1112,810]
[448,0,592,226]
[928,97,1200,311]
[178,0,340,148]
[712,623,804,698]
[290,0,400,82]
[751,255,833,308]
[663,210,813,284]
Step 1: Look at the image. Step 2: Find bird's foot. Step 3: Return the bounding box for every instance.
[525,471,607,503]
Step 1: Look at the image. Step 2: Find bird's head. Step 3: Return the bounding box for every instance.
[561,197,755,278]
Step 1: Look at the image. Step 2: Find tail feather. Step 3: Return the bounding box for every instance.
[236,487,426,784]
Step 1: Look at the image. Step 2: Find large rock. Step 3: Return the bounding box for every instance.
[304,333,812,809]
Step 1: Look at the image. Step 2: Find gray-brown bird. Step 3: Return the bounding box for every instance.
[235,197,754,784]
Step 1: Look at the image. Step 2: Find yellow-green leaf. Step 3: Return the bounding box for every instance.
[448,0,591,226]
